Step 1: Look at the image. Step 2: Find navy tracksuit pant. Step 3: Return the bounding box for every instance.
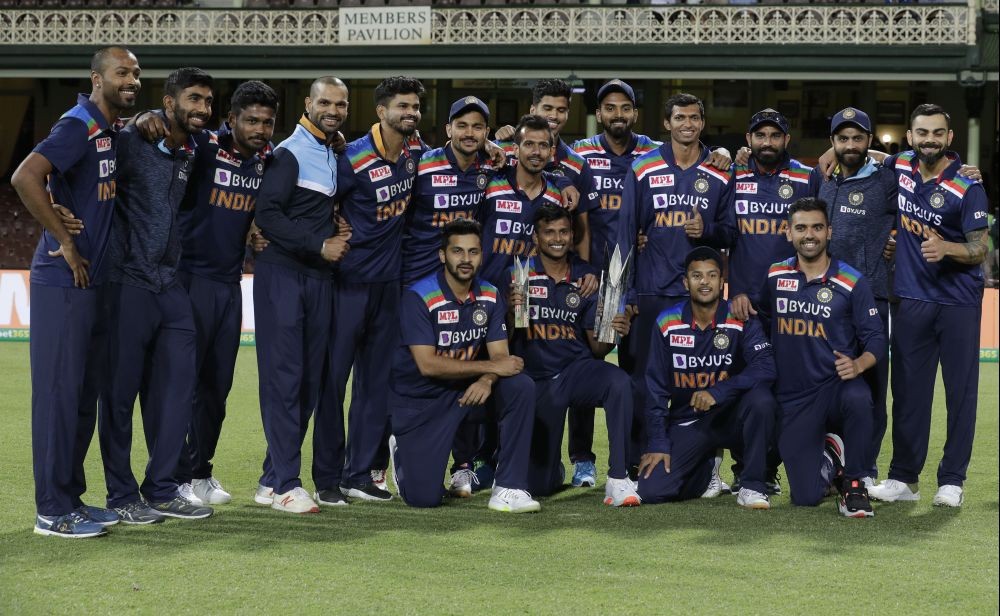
[174,272,242,483]
[779,378,873,507]
[254,261,332,495]
[863,298,891,479]
[102,281,197,507]
[638,384,776,503]
[888,298,981,487]
[528,359,633,496]
[390,374,535,508]
[31,284,110,516]
[324,279,400,488]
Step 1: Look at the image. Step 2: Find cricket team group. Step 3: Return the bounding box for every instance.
[13,45,989,538]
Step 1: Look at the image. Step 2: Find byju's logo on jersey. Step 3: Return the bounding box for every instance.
[735,200,749,215]
[214,168,232,187]
[670,334,695,348]
[438,331,452,346]
[496,200,522,214]
[672,353,688,369]
[589,157,611,170]
[776,297,788,313]
[735,182,757,194]
[776,278,799,292]
[529,305,540,320]
[95,137,112,153]
[432,175,457,188]
[437,310,459,324]
[434,195,450,209]
[649,174,675,188]
[99,159,115,178]
[376,186,391,202]
[653,194,669,209]
[369,166,393,183]
[898,175,915,193]
[496,219,512,235]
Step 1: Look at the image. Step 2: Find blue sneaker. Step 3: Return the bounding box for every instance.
[572,460,597,488]
[34,511,108,538]
[76,505,119,527]
[472,459,495,493]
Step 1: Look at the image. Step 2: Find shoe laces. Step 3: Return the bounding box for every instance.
[290,487,313,501]
[452,468,479,488]
[207,477,224,491]
[371,469,387,483]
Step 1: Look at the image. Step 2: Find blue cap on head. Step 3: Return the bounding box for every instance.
[830,107,872,134]
[596,79,636,105]
[748,108,789,134]
[449,96,490,122]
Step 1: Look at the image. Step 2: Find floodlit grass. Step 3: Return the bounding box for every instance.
[0,344,996,614]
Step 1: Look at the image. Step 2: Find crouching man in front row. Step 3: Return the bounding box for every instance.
[639,247,778,510]
[388,219,540,513]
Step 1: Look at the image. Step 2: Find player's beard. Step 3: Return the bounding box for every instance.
[835,147,866,169]
[916,142,946,166]
[387,114,419,137]
[752,145,783,167]
[446,259,477,284]
[603,117,633,140]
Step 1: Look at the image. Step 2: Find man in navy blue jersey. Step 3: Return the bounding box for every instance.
[12,46,141,538]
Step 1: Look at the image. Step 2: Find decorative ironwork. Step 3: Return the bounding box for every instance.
[0,5,979,47]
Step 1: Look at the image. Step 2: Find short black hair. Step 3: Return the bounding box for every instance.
[375,76,425,108]
[684,246,723,273]
[90,45,133,74]
[513,114,553,145]
[910,103,951,130]
[533,202,571,227]
[788,197,829,224]
[665,92,705,119]
[441,218,482,251]
[231,80,278,116]
[164,67,214,99]
[309,76,347,100]
[531,79,572,105]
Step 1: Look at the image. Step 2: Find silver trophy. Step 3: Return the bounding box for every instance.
[512,256,531,329]
[594,245,633,344]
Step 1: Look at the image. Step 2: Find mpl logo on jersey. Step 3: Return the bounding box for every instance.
[528,285,548,299]
[214,168,232,187]
[589,157,611,170]
[95,137,112,153]
[437,310,459,324]
[368,166,393,183]
[898,175,915,193]
[434,195,449,209]
[216,149,241,167]
[431,175,457,188]
[496,200,522,214]
[670,334,695,348]
[735,182,757,194]
[649,174,675,188]
[776,278,799,292]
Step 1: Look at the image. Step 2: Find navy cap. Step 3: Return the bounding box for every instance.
[748,108,789,134]
[684,246,724,272]
[448,96,490,123]
[596,79,636,105]
[830,107,872,134]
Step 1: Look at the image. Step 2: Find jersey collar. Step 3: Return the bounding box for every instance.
[298,113,328,144]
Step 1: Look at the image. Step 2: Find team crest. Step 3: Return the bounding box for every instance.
[712,332,730,350]
[255,161,264,176]
[929,192,945,209]
[694,178,710,193]
[465,96,478,105]
[778,184,794,200]
[565,292,581,309]
[472,308,488,326]
[405,157,416,174]
[549,168,565,177]
[842,108,857,119]
[816,287,833,303]
[476,173,488,190]
[848,191,864,206]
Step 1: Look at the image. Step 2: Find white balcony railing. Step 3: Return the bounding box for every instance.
[0,5,978,48]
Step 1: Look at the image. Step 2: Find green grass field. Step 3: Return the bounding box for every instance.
[0,343,997,614]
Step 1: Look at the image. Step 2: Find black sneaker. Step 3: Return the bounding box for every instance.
[151,496,214,519]
[114,500,165,525]
[839,479,875,518]
[339,482,393,502]
[314,489,349,507]
[766,471,783,496]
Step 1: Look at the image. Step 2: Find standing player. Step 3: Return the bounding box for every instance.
[327,77,427,501]
[505,204,640,507]
[869,104,989,507]
[12,46,140,537]
[253,77,351,513]
[759,198,884,518]
[567,79,659,488]
[101,67,216,522]
[172,81,279,506]
[638,247,777,509]
[389,220,539,512]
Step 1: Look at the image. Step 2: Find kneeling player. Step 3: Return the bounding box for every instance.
[759,198,884,518]
[389,220,539,513]
[507,204,639,506]
[638,248,778,509]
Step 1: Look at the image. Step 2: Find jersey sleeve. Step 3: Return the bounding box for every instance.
[616,168,640,301]
[400,290,437,347]
[643,325,672,454]
[486,296,508,343]
[705,318,776,407]
[574,163,600,214]
[703,176,737,249]
[33,118,90,175]
[962,183,990,233]
[255,149,325,255]
[849,276,886,362]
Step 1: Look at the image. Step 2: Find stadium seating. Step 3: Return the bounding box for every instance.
[0,184,38,270]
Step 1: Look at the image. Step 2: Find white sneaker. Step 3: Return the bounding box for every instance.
[271,487,320,513]
[488,486,541,513]
[177,482,204,506]
[861,476,876,490]
[736,487,770,510]
[448,468,479,498]
[700,456,731,498]
[192,477,232,505]
[603,476,641,507]
[932,485,963,508]
[868,478,920,502]
[254,483,274,505]
[371,469,388,492]
[388,435,401,496]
